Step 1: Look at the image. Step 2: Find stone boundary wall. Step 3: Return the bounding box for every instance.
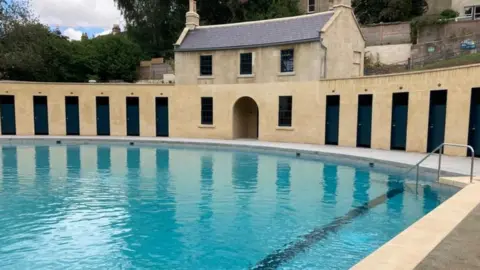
[361,22,411,46]
[365,44,412,65]
[417,20,480,44]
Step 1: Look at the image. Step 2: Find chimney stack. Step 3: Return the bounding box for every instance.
[333,0,351,8]
[186,0,199,29]
[112,24,121,35]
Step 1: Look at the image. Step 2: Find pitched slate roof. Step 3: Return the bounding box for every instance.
[176,11,334,52]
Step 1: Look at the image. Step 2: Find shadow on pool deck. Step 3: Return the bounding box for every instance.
[415,203,480,270]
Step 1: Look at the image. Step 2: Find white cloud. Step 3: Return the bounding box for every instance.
[94,29,112,37]
[63,27,83,40]
[31,0,123,28]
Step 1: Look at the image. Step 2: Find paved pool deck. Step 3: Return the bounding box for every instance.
[1,136,479,269]
[415,203,480,270]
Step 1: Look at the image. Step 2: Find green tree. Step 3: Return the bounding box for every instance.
[87,35,142,82]
[0,0,34,37]
[379,0,412,22]
[353,0,428,24]
[113,0,300,59]
[0,22,141,82]
[411,0,428,17]
[0,23,71,81]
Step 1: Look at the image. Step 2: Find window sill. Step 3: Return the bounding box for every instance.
[198,76,214,79]
[276,126,294,131]
[198,124,215,129]
[277,72,296,77]
[237,74,255,78]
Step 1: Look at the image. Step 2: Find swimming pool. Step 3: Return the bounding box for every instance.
[0,143,458,269]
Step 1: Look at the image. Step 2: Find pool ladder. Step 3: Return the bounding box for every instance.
[404,143,475,184]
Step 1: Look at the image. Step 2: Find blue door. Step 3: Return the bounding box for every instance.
[126,97,140,136]
[96,97,110,136]
[33,96,49,135]
[325,95,340,145]
[427,90,447,152]
[0,95,16,135]
[156,97,169,137]
[390,93,409,150]
[468,88,480,157]
[65,96,80,135]
[356,94,373,148]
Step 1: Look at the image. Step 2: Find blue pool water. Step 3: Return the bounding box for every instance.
[0,144,458,269]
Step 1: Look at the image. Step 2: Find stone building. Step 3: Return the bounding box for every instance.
[299,0,334,13]
[137,58,174,82]
[174,0,365,85]
[427,0,480,19]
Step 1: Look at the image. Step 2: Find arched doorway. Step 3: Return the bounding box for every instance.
[233,97,259,139]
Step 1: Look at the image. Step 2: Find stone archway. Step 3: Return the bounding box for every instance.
[233,97,259,139]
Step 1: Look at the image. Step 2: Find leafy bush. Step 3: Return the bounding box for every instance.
[410,14,451,44]
[440,9,459,19]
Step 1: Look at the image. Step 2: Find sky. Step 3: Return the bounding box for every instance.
[31,0,124,40]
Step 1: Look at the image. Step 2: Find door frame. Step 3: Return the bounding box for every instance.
[468,88,480,157]
[356,94,373,148]
[325,95,340,145]
[390,92,409,151]
[0,95,16,135]
[156,97,169,137]
[126,96,140,136]
[33,96,49,135]
[96,96,110,136]
[65,96,80,135]
[427,90,448,152]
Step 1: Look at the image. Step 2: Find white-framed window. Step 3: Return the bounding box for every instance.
[280,49,294,73]
[308,0,315,13]
[353,51,362,77]
[464,5,480,20]
[239,52,253,75]
[199,55,212,76]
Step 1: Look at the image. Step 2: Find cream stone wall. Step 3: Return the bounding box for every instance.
[452,0,480,16]
[365,44,412,65]
[321,6,365,79]
[175,42,325,85]
[1,64,480,157]
[299,0,332,13]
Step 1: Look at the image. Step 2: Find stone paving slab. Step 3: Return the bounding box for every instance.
[439,176,480,188]
[0,136,478,177]
[415,203,480,270]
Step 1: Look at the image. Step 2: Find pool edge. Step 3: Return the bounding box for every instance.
[351,182,480,270]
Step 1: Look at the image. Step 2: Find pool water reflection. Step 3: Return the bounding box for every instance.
[0,144,458,269]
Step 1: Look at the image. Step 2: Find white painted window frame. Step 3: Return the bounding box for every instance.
[464,5,480,20]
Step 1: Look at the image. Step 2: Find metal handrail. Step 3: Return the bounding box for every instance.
[404,143,475,184]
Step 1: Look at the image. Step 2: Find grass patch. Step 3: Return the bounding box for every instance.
[414,53,480,71]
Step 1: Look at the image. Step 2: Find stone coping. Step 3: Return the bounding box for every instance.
[2,63,480,85]
[352,182,480,270]
[0,80,174,86]
[439,176,480,188]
